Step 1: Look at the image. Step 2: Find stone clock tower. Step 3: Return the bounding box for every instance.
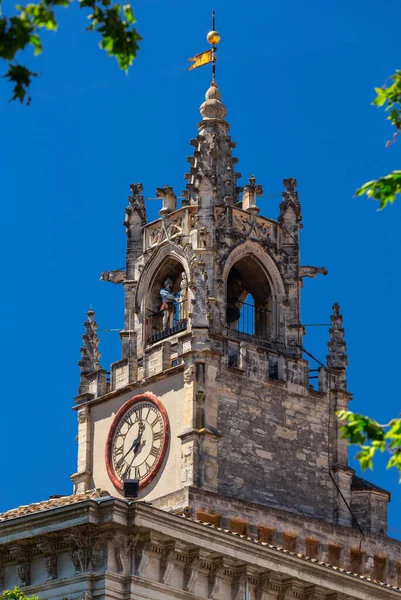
[72,80,384,532]
[3,80,401,600]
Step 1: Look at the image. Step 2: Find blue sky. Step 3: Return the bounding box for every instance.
[1,0,401,538]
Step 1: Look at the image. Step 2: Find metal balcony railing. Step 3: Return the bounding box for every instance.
[147,300,188,344]
[227,298,271,340]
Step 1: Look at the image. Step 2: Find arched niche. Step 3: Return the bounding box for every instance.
[222,242,286,341]
[136,246,189,343]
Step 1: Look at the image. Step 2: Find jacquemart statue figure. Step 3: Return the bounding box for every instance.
[160,278,179,329]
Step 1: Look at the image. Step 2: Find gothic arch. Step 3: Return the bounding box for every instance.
[222,241,286,340]
[136,243,191,343]
[135,243,190,313]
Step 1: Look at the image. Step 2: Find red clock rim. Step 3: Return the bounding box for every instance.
[105,392,170,492]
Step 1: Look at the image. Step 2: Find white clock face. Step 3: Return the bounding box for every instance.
[111,400,166,483]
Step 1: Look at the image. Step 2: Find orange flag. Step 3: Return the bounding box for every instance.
[187,50,213,71]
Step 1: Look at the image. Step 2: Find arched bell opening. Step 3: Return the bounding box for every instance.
[145,258,188,343]
[226,257,272,339]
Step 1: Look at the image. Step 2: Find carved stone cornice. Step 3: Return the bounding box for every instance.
[160,540,188,585]
[66,526,105,574]
[8,543,30,587]
[209,557,237,599]
[184,549,213,593]
[135,531,167,577]
[111,532,131,575]
[232,568,248,600]
[36,534,60,580]
[254,572,272,600]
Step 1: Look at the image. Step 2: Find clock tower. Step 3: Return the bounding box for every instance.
[3,76,401,600]
[72,80,388,542]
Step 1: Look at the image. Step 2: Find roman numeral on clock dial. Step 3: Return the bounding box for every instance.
[109,399,168,487]
[150,445,159,458]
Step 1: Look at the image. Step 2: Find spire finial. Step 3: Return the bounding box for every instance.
[200,81,227,120]
[207,10,220,82]
[78,308,102,378]
[327,303,348,371]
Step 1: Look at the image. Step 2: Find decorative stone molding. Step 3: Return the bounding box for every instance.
[78,409,88,424]
[160,541,187,585]
[44,555,57,581]
[232,568,247,600]
[136,532,166,577]
[67,527,104,574]
[183,364,194,384]
[254,573,272,600]
[183,549,212,593]
[9,544,30,587]
[17,562,30,588]
[112,533,131,575]
[208,558,236,599]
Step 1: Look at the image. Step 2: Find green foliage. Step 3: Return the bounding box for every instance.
[356,171,401,210]
[357,71,401,209]
[337,410,401,478]
[0,587,39,600]
[0,0,141,103]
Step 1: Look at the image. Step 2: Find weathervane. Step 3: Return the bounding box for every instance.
[187,9,221,81]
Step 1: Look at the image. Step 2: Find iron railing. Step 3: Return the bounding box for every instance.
[227,299,271,340]
[147,300,188,343]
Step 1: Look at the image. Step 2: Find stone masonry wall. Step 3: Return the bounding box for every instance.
[215,361,336,521]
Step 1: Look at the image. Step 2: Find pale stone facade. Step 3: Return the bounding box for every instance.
[1,81,401,600]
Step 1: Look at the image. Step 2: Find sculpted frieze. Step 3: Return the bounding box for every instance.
[8,544,30,587]
[147,214,183,248]
[66,527,105,574]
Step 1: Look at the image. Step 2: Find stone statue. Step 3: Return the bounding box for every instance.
[179,272,188,321]
[160,278,179,330]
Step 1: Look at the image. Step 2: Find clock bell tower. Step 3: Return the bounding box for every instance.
[71,81,381,535]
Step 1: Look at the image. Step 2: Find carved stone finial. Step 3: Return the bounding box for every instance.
[200,81,227,120]
[327,303,348,371]
[283,178,297,193]
[129,182,143,202]
[279,177,302,225]
[125,182,147,228]
[183,82,241,206]
[242,174,263,213]
[78,308,102,377]
[156,185,177,215]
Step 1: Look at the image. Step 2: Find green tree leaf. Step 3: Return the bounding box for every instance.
[0,586,39,600]
[0,0,141,103]
[337,410,401,478]
[357,71,401,208]
[355,171,401,210]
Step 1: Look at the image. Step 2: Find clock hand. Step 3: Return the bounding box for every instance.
[122,432,142,460]
[122,423,145,458]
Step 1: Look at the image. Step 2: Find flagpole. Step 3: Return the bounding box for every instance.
[188,14,220,74]
[211,10,216,82]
